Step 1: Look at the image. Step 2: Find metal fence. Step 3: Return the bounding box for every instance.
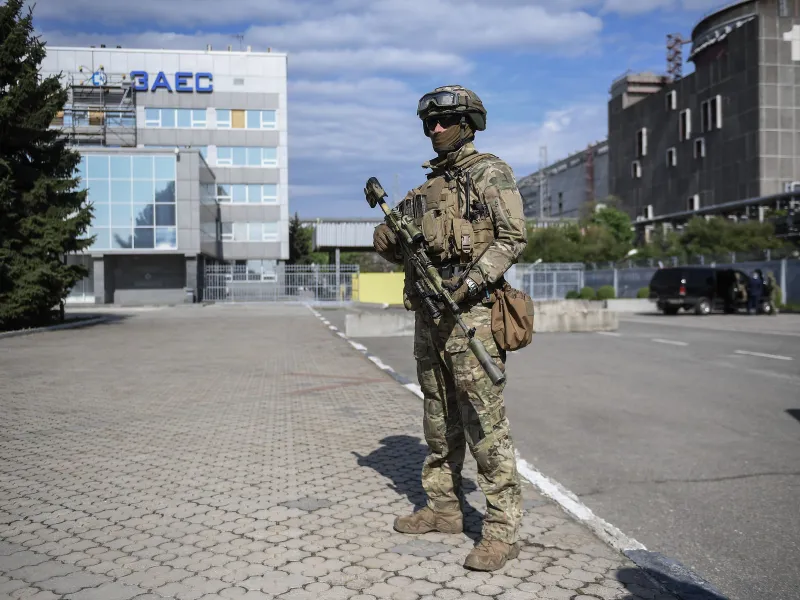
[506,263,585,300]
[204,263,360,303]
[583,258,799,303]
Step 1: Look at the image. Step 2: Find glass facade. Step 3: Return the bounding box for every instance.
[78,154,178,251]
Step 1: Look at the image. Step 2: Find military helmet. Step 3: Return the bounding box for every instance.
[417,85,487,137]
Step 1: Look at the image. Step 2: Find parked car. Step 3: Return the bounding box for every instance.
[648,266,764,315]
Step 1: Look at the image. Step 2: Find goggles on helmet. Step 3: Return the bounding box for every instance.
[417,90,462,115]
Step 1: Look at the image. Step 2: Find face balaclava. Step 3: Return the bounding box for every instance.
[430,120,474,155]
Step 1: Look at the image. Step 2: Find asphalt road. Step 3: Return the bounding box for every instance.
[319,307,800,600]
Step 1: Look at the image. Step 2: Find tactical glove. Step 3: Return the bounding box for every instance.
[373,223,397,253]
[442,273,482,304]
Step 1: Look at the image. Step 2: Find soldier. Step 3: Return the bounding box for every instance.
[372,85,527,571]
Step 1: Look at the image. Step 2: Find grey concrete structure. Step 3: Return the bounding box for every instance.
[0,304,705,599]
[40,46,289,304]
[518,141,609,220]
[608,0,800,234]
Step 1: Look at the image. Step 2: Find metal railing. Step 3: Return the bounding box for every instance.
[203,263,359,303]
[507,263,584,301]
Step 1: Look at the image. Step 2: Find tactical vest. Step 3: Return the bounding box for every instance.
[401,152,498,267]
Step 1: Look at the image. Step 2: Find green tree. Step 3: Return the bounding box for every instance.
[0,0,93,330]
[522,223,584,263]
[287,212,314,264]
[588,206,634,250]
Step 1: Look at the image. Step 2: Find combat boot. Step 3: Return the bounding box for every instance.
[393,506,463,534]
[464,539,520,571]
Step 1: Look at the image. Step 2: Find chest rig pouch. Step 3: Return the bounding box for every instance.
[411,153,497,265]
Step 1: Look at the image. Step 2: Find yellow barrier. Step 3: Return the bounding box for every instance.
[352,272,405,305]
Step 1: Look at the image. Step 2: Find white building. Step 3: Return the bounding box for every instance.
[40,45,289,304]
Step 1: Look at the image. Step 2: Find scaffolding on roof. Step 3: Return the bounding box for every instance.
[51,70,137,147]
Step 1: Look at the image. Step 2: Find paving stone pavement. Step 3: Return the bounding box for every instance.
[0,305,679,600]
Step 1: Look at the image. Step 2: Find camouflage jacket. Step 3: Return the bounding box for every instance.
[380,142,527,291]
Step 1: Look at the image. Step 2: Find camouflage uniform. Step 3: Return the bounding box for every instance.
[377,105,527,548]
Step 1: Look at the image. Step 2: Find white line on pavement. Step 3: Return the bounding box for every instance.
[596,332,622,337]
[515,454,646,553]
[652,338,688,346]
[734,350,793,361]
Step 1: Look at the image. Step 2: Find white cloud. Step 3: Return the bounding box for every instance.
[33,0,616,219]
[288,48,472,76]
[479,101,608,176]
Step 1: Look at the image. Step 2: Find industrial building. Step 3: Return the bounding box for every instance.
[518,141,609,224]
[608,0,800,240]
[41,45,289,304]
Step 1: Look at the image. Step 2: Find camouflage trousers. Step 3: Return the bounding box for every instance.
[413,302,522,544]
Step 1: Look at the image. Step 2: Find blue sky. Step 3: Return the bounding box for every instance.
[31,0,727,219]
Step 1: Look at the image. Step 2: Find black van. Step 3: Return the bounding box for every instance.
[648,266,754,315]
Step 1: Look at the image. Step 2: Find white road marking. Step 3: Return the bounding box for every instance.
[734,350,793,361]
[652,338,688,346]
[596,332,621,337]
[515,454,646,553]
[306,303,648,554]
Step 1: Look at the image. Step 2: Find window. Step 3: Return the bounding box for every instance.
[216,109,231,128]
[215,183,277,204]
[779,0,789,17]
[217,109,277,130]
[144,108,206,128]
[694,138,706,158]
[701,95,722,132]
[679,109,692,141]
[558,192,563,216]
[666,147,677,167]
[687,194,700,211]
[220,222,280,242]
[81,154,178,252]
[636,128,648,157]
[221,222,233,241]
[666,90,677,111]
[216,147,278,167]
[246,110,277,130]
[631,160,641,179]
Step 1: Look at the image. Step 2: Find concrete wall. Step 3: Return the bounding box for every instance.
[756,0,800,195]
[344,300,618,336]
[609,18,761,220]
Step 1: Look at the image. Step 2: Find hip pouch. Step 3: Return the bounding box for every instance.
[491,281,535,351]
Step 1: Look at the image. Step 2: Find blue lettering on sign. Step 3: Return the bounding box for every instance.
[129,71,214,93]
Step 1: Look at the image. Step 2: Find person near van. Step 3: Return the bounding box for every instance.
[765,271,780,315]
[747,270,763,314]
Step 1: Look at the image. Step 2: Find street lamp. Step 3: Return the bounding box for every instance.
[533,258,543,265]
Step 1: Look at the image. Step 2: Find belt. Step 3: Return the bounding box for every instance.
[437,264,470,279]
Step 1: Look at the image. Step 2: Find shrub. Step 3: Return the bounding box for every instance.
[579,286,596,300]
[637,286,650,299]
[565,290,579,299]
[596,285,616,301]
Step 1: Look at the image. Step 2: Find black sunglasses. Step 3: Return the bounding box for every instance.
[425,115,461,130]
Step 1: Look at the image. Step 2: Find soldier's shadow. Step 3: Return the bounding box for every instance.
[353,434,484,542]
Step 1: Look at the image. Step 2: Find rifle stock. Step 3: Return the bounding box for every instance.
[364,177,505,386]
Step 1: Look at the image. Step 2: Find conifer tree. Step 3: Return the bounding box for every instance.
[0,0,93,330]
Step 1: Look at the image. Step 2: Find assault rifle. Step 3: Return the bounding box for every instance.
[363,177,505,386]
